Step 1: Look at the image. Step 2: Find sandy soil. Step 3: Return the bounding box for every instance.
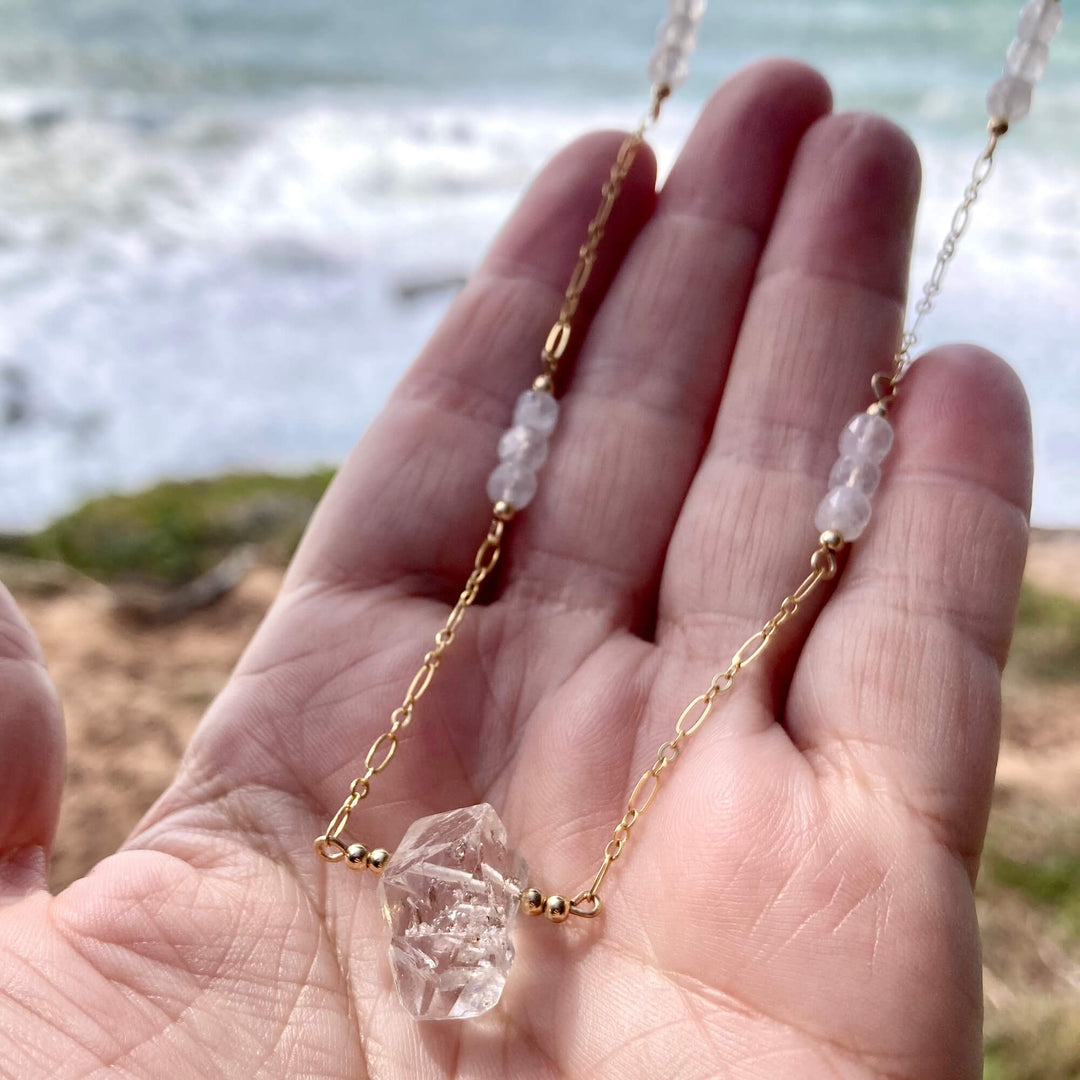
[12,565,281,889]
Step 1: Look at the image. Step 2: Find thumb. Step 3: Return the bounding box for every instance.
[0,581,64,901]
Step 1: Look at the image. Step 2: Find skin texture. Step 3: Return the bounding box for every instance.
[0,61,1033,1079]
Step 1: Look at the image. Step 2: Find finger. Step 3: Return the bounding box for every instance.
[787,347,1031,874]
[656,112,920,685]
[497,60,832,627]
[285,130,657,595]
[0,585,64,900]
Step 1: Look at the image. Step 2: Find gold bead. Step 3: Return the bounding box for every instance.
[866,401,888,418]
[493,500,516,522]
[544,895,570,923]
[521,887,545,916]
[819,530,845,552]
[988,118,1009,137]
[366,848,391,874]
[532,372,554,394]
[345,843,369,868]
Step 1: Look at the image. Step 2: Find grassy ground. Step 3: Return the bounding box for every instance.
[3,474,1078,1078]
[0,470,335,586]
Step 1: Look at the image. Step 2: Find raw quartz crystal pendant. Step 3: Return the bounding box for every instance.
[377,803,528,1020]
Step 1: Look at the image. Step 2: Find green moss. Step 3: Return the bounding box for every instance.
[983,849,1080,938]
[0,470,335,585]
[1008,582,1080,684]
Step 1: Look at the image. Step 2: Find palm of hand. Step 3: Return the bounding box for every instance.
[0,62,1031,1080]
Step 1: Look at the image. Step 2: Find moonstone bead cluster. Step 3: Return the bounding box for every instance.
[486,389,559,510]
[647,0,706,91]
[987,0,1062,122]
[814,410,895,542]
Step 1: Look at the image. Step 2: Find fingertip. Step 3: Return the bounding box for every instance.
[897,345,1033,520]
[0,658,64,882]
[664,58,833,229]
[760,110,921,302]
[0,588,65,895]
[484,128,657,287]
[702,56,834,134]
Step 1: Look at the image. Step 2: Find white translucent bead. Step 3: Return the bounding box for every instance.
[657,13,699,50]
[815,486,872,542]
[498,424,548,470]
[487,462,538,510]
[668,0,706,19]
[987,73,1034,121]
[648,45,690,90]
[1006,37,1050,81]
[512,390,559,437]
[828,455,881,498]
[1018,0,1063,44]
[838,412,894,465]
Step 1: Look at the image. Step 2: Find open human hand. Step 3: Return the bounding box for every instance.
[0,60,1032,1079]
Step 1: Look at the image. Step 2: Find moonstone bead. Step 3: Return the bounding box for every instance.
[668,0,706,18]
[658,13,699,50]
[648,44,690,90]
[838,412,894,465]
[815,486,873,541]
[487,462,537,510]
[828,455,881,498]
[987,73,1034,121]
[498,424,548,470]
[1006,38,1050,81]
[1018,0,1063,44]
[513,389,559,436]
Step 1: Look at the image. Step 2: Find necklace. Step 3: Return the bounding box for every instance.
[314,0,1063,1021]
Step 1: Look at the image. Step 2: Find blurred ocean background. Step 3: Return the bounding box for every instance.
[0,0,1076,530]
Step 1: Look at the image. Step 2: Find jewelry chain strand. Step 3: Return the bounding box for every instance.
[874,122,1004,406]
[314,92,663,864]
[316,90,1009,921]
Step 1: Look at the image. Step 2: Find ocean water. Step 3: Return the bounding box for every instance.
[0,0,1077,530]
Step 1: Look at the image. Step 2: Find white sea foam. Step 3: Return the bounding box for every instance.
[0,76,1076,529]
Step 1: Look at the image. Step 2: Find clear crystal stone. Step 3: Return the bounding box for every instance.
[486,461,538,509]
[513,389,559,436]
[1006,37,1050,82]
[828,455,881,498]
[815,485,873,541]
[838,411,894,465]
[657,13,699,50]
[1018,0,1062,45]
[377,803,528,1020]
[647,44,690,89]
[668,0,706,18]
[986,73,1034,122]
[498,424,549,470]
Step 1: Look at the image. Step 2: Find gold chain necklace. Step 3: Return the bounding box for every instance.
[313,0,1063,1020]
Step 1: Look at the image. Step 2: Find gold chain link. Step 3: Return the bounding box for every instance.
[540,87,667,379]
[315,91,671,865]
[569,541,838,917]
[569,117,1013,917]
[314,516,506,861]
[873,121,1007,408]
